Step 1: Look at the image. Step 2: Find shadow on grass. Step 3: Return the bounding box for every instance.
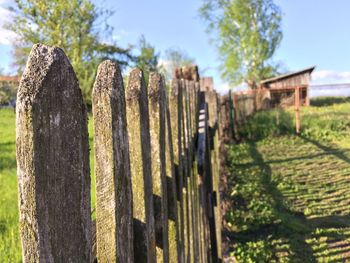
[234,148,350,168]
[300,135,350,165]
[246,141,317,262]
[227,140,350,261]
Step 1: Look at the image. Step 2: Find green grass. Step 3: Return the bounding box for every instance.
[225,99,350,262]
[0,108,96,261]
[0,109,20,262]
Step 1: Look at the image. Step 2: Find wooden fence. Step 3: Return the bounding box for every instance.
[16,44,222,262]
[220,86,305,141]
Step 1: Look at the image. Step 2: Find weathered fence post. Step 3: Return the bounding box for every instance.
[165,94,181,263]
[148,73,169,262]
[169,79,185,262]
[181,79,194,263]
[92,60,133,262]
[206,90,222,261]
[188,80,200,263]
[16,44,91,262]
[295,86,301,134]
[126,68,157,263]
[198,91,219,263]
[228,89,235,140]
[197,92,210,261]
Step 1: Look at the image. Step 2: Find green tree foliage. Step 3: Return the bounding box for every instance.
[6,0,133,104]
[0,84,17,105]
[159,47,195,82]
[199,0,283,88]
[135,35,160,84]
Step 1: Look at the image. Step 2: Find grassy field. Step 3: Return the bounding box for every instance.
[225,98,350,262]
[0,108,96,262]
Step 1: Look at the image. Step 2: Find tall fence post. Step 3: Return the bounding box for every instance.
[198,91,219,263]
[92,60,134,262]
[165,82,181,263]
[126,68,157,263]
[180,79,189,263]
[295,86,301,134]
[197,92,210,260]
[206,91,222,261]
[186,80,195,263]
[148,73,170,262]
[169,79,185,262]
[16,44,91,262]
[228,89,235,140]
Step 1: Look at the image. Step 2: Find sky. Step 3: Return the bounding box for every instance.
[1,0,350,93]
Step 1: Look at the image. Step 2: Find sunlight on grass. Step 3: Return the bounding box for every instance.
[225,100,350,262]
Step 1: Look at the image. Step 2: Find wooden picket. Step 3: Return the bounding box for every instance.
[16,44,222,263]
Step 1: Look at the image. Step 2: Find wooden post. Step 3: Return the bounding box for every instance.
[198,91,219,262]
[148,73,170,262]
[197,92,210,261]
[126,68,157,263]
[92,60,133,262]
[228,90,233,139]
[169,79,185,263]
[295,86,301,134]
[182,80,194,263]
[189,81,200,263]
[166,87,181,263]
[16,44,91,262]
[206,91,222,261]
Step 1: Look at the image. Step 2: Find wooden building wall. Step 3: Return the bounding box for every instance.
[261,72,311,107]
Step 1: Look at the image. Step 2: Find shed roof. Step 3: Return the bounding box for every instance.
[0,76,20,82]
[260,66,316,85]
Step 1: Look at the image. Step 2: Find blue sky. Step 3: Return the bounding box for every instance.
[1,0,350,93]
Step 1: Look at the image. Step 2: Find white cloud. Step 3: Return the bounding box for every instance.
[214,82,230,94]
[311,70,350,85]
[158,58,171,69]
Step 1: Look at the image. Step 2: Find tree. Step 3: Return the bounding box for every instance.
[159,47,195,82]
[199,0,283,88]
[135,35,160,84]
[0,83,17,105]
[6,0,133,104]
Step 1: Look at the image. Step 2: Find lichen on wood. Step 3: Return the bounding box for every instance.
[16,43,91,262]
[92,60,133,262]
[126,68,156,263]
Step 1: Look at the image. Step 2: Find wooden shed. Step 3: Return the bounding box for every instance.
[260,66,315,107]
[0,76,19,87]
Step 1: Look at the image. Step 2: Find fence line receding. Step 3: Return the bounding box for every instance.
[16,44,222,263]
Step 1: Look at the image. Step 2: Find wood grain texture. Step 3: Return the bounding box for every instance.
[126,68,156,263]
[16,44,91,262]
[92,60,133,262]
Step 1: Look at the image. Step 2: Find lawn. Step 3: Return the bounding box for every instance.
[224,98,350,262]
[0,108,96,262]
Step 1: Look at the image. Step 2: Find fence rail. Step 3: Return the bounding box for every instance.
[16,44,222,263]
